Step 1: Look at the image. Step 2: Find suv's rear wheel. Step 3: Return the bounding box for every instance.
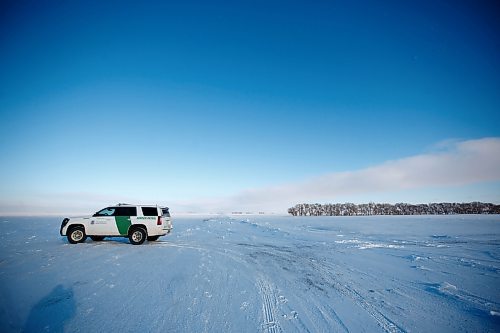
[147,236,160,242]
[129,227,146,245]
[67,226,86,244]
[90,236,105,241]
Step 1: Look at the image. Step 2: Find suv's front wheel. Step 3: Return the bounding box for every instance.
[129,227,146,245]
[67,226,86,244]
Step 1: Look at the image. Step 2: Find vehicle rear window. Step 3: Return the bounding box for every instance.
[141,207,158,216]
[162,207,170,217]
[114,207,137,216]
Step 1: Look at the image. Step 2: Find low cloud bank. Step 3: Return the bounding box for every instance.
[185,137,500,213]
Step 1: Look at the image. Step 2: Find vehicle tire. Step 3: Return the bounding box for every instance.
[147,236,160,242]
[90,236,105,241]
[129,227,147,245]
[67,226,87,244]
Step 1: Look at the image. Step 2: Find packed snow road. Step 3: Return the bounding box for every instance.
[0,215,499,332]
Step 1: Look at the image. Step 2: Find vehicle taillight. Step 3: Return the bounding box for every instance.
[157,216,162,225]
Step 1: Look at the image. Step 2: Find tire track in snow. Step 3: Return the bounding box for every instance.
[183,220,405,332]
[257,277,281,333]
[240,241,404,333]
[311,260,405,333]
[314,302,349,332]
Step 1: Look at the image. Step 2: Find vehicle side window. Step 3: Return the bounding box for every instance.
[141,207,158,216]
[114,207,137,216]
[95,207,115,216]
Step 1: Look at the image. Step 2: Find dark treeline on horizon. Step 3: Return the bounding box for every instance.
[288,202,500,216]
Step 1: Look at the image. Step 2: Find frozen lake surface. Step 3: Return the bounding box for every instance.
[1,215,499,332]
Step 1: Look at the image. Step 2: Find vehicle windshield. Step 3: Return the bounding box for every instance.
[95,207,115,216]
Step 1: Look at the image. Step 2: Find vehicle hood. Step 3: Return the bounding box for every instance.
[66,215,92,220]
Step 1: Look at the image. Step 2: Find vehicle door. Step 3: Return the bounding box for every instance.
[113,206,137,236]
[88,207,117,235]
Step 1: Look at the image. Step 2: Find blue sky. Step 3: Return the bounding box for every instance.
[1,0,499,214]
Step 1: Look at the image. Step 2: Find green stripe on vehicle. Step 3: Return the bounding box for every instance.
[115,216,131,235]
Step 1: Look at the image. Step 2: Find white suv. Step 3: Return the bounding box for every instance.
[60,204,173,245]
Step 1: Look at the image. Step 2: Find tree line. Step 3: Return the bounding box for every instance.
[287,202,500,216]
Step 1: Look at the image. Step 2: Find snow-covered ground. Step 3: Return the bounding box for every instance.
[1,215,499,332]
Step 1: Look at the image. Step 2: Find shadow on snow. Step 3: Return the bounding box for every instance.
[23,285,75,333]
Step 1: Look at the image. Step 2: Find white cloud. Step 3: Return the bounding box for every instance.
[180,137,500,213]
